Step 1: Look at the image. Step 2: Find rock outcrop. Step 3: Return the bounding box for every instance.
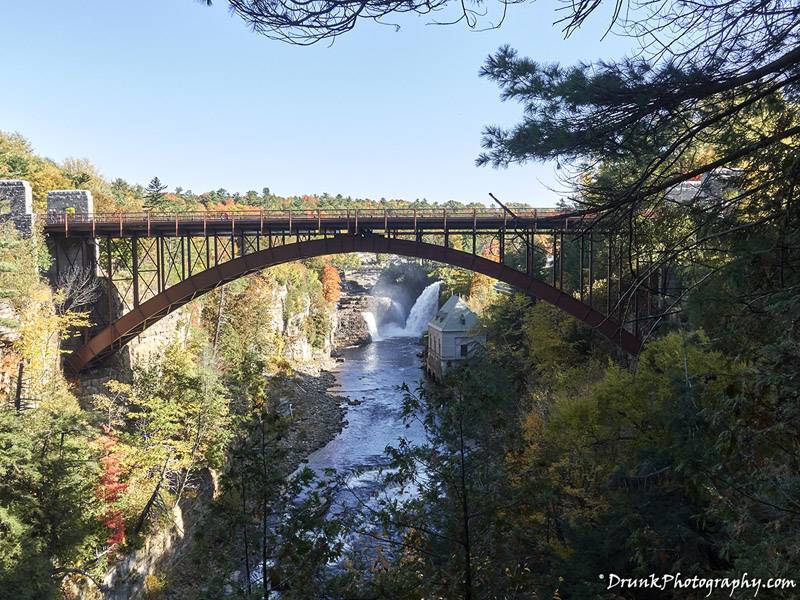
[333,295,371,349]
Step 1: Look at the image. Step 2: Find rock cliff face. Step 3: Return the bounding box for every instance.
[331,256,434,351]
[273,282,334,365]
[333,295,371,349]
[331,256,384,350]
[73,304,196,404]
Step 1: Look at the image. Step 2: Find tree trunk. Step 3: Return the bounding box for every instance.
[243,477,252,599]
[134,457,170,534]
[212,286,226,359]
[458,395,473,600]
[261,414,269,599]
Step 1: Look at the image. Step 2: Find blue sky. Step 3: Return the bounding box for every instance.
[1,1,632,206]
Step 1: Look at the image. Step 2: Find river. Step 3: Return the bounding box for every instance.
[303,282,440,553]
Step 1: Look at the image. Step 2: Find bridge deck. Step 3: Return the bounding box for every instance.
[42,208,590,237]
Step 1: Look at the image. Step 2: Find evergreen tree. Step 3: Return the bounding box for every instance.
[144,176,168,210]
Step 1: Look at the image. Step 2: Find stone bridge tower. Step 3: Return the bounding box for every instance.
[0,180,34,235]
[44,189,98,281]
[1,179,111,344]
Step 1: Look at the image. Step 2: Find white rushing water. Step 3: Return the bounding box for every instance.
[361,311,381,341]
[382,280,442,338]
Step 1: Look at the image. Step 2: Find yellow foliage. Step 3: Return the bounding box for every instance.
[143,573,166,599]
[13,288,89,398]
[27,159,71,210]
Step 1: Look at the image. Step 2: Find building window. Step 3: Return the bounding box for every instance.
[460,344,468,357]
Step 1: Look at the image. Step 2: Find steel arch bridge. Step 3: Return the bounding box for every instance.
[43,208,664,372]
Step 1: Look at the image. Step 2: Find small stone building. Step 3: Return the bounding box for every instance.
[426,295,485,380]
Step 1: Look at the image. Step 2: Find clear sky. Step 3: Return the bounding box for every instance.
[1,0,632,206]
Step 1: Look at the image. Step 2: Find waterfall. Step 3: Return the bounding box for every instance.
[361,312,381,341]
[382,281,442,338]
[402,281,442,335]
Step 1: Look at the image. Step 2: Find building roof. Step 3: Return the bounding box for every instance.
[428,294,480,333]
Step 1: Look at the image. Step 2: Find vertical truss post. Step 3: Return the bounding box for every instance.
[472,208,477,254]
[525,228,530,274]
[186,236,192,278]
[526,228,533,275]
[90,237,98,273]
[105,237,113,325]
[443,208,448,248]
[502,211,507,265]
[180,236,186,280]
[132,236,139,308]
[552,231,557,287]
[499,229,505,265]
[159,236,167,291]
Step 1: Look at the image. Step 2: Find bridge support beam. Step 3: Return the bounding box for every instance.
[64,233,642,372]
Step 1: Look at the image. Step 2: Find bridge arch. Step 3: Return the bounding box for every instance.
[66,233,640,372]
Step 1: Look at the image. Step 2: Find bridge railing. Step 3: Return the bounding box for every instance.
[42,207,581,229]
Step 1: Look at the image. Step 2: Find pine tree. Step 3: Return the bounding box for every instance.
[144,176,168,210]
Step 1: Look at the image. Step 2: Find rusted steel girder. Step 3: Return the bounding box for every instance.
[65,233,641,373]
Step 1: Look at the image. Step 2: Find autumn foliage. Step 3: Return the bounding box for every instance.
[322,263,341,303]
[96,427,128,553]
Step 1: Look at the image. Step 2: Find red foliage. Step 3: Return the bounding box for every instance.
[96,427,128,555]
